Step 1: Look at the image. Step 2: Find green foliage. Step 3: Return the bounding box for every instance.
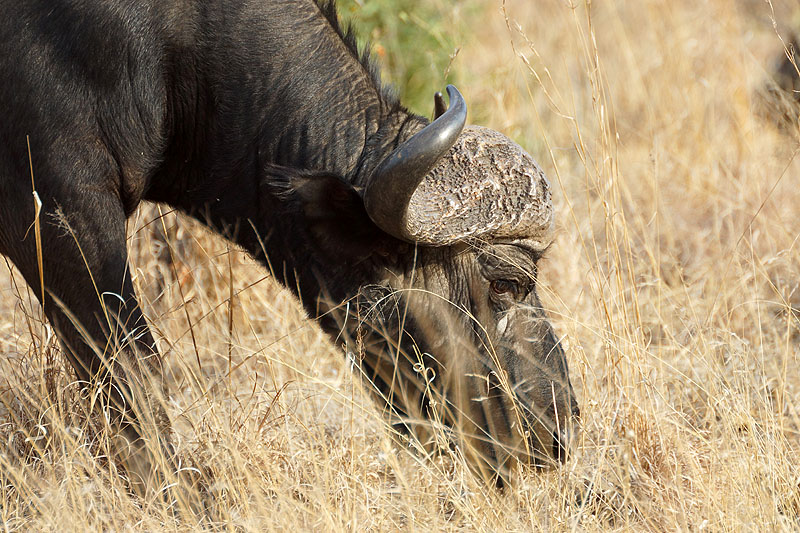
[335,0,468,116]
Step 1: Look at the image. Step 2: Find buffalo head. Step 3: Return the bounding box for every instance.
[331,86,579,479]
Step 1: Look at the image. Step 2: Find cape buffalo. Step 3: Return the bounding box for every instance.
[0,0,578,489]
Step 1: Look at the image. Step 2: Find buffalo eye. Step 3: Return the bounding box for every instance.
[490,279,519,297]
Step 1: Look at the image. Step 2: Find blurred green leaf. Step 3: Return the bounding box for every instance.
[336,0,472,116]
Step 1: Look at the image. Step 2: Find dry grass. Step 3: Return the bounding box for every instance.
[1,0,799,530]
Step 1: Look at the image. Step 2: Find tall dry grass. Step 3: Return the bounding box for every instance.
[0,0,798,530]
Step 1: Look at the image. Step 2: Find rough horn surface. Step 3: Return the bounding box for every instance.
[405,126,554,249]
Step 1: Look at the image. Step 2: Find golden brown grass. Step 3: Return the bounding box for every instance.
[1,0,799,530]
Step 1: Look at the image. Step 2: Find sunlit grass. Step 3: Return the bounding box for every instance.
[0,0,798,530]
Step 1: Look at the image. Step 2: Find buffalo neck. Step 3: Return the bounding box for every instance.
[148,1,426,319]
[151,1,412,190]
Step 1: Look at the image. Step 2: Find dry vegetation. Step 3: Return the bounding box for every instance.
[1,0,799,530]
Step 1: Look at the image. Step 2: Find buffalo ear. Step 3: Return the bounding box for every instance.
[284,171,395,260]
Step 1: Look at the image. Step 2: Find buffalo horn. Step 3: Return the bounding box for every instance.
[433,91,447,119]
[364,85,467,242]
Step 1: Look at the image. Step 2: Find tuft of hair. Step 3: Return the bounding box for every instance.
[314,0,402,110]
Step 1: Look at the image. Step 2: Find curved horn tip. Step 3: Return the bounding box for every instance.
[445,85,466,122]
[445,84,459,99]
[433,91,446,120]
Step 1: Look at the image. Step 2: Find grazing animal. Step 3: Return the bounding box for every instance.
[0,0,578,487]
